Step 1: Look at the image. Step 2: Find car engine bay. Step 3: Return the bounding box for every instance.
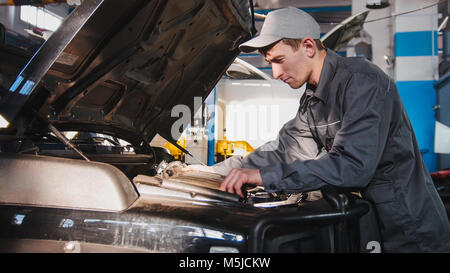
[0,131,321,209]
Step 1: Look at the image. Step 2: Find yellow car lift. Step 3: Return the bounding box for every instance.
[216,138,254,159]
[164,136,186,161]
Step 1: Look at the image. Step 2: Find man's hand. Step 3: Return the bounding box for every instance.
[220,168,263,198]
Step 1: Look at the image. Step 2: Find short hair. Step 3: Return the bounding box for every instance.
[258,38,325,56]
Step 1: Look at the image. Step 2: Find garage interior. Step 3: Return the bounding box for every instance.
[1,0,449,171]
[0,0,449,254]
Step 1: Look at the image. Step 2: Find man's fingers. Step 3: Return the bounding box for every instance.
[220,168,262,198]
[220,170,234,191]
[234,179,244,198]
[225,173,239,194]
[220,169,236,195]
[220,169,246,198]
[232,172,246,198]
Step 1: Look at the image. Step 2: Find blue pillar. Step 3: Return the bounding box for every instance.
[205,87,216,166]
[394,0,439,172]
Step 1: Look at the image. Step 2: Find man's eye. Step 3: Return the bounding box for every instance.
[274,59,283,64]
[266,58,283,64]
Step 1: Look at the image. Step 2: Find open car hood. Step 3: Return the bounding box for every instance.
[321,10,369,52]
[0,0,255,145]
[0,4,368,145]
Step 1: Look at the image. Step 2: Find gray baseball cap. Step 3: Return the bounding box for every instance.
[239,7,320,52]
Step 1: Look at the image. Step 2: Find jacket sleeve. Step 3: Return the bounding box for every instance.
[212,111,323,176]
[212,155,244,176]
[260,72,394,193]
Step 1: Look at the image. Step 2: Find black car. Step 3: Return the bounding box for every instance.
[0,0,376,253]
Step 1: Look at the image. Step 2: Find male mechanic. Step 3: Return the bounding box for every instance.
[188,7,449,252]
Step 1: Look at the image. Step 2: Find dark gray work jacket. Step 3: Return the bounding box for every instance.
[213,49,449,252]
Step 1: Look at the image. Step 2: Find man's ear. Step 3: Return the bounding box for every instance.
[302,37,317,58]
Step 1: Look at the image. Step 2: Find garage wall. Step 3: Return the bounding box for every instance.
[214,79,304,149]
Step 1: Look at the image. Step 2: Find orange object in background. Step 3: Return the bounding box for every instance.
[216,138,254,161]
[164,136,186,161]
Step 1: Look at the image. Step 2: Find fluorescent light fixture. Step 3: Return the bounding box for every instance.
[0,114,10,128]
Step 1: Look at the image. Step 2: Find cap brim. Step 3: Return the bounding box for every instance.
[239,35,282,53]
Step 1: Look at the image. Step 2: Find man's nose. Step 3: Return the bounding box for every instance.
[272,64,282,80]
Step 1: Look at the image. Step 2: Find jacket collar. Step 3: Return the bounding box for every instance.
[305,49,339,104]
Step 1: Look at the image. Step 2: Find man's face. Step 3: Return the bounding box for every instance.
[265,41,312,89]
